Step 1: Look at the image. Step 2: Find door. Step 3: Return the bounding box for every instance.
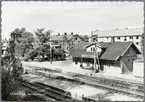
[129,59,133,72]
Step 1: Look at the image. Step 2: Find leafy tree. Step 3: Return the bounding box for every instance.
[25,49,38,61]
[2,29,24,100]
[2,67,19,100]
[33,28,53,60]
[19,31,34,57]
[53,48,66,60]
[25,43,51,61]
[26,28,66,61]
[10,28,24,42]
[83,35,89,42]
[25,45,66,61]
[10,28,34,57]
[34,28,53,44]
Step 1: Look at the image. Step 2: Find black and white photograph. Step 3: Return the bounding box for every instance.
[1,1,144,101]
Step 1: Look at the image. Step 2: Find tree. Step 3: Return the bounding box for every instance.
[2,29,24,100]
[83,35,89,42]
[34,28,53,60]
[18,32,34,57]
[10,28,34,57]
[2,67,19,100]
[25,49,38,61]
[25,43,51,61]
[10,28,24,42]
[25,45,66,61]
[53,48,66,60]
[34,28,53,44]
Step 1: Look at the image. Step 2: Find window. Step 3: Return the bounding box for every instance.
[124,38,127,41]
[91,47,92,51]
[129,36,133,39]
[136,42,138,45]
[136,36,138,39]
[128,59,130,61]
[75,37,77,40]
[117,37,120,39]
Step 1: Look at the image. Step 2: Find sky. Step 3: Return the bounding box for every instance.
[1,1,144,39]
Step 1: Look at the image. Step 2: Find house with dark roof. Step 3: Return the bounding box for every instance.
[71,41,141,74]
[50,32,84,55]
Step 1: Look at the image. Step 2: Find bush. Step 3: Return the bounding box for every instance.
[25,50,38,61]
[2,57,24,100]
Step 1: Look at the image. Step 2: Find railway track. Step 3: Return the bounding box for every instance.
[21,87,54,101]
[23,65,144,99]
[71,74,144,99]
[18,79,72,101]
[74,74,144,92]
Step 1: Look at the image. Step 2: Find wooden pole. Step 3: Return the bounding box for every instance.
[94,42,97,73]
[50,42,52,64]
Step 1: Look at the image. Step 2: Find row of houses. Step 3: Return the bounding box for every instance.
[50,28,143,56]
[48,28,143,74]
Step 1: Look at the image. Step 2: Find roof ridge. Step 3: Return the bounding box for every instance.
[96,27,143,32]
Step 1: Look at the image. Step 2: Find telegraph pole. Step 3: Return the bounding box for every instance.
[92,30,96,73]
[94,41,97,73]
[93,30,100,73]
[49,35,52,64]
[50,42,52,64]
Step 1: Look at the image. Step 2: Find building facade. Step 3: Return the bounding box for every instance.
[71,42,141,74]
[50,32,84,55]
[89,28,144,54]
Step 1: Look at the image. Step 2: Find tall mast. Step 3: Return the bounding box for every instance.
[94,40,97,73]
[50,34,52,64]
[93,30,100,73]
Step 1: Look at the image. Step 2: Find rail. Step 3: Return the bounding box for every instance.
[18,79,72,101]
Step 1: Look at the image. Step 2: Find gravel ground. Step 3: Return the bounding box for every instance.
[22,59,144,82]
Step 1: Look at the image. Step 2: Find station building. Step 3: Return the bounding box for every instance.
[71,41,141,74]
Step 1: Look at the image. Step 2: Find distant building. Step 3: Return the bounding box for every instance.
[71,41,141,74]
[89,28,144,54]
[50,32,84,55]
